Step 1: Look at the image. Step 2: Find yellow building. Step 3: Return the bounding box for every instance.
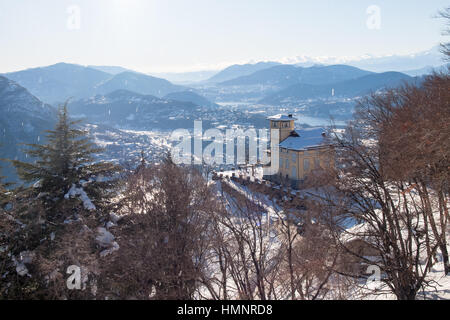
[266,114,331,186]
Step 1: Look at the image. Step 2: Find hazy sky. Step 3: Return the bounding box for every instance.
[0,0,448,73]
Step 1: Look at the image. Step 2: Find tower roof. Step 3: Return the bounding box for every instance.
[267,114,297,121]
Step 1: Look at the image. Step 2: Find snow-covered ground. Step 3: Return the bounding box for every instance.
[211,173,450,300]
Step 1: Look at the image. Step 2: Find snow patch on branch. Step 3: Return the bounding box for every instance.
[96,227,120,257]
[64,184,96,211]
[12,251,35,277]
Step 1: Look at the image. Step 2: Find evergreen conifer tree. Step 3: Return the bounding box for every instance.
[11,104,121,212]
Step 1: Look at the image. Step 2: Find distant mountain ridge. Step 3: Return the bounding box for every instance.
[68,89,201,129]
[261,71,415,104]
[163,91,219,108]
[94,71,186,98]
[207,62,282,83]
[347,46,445,73]
[88,65,136,75]
[282,46,445,73]
[402,63,449,77]
[67,87,270,131]
[220,64,373,88]
[3,63,111,105]
[3,63,188,104]
[150,70,218,84]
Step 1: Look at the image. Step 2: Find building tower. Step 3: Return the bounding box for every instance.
[267,114,296,143]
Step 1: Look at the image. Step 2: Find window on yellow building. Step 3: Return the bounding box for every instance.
[304,158,310,171]
[314,158,321,169]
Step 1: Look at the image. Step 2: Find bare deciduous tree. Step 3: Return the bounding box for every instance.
[99,156,217,300]
[314,74,449,299]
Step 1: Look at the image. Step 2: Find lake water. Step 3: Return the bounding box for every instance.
[296,115,348,127]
